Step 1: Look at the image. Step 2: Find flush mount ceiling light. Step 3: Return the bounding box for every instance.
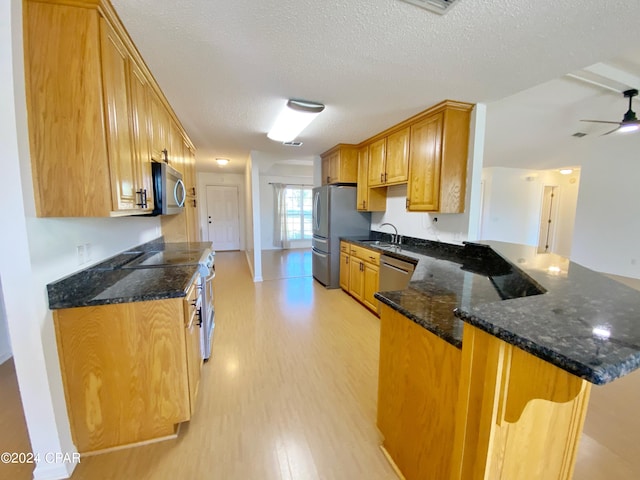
[398,0,460,15]
[559,169,573,175]
[216,158,230,166]
[267,99,325,142]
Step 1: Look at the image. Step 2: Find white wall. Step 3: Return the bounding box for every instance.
[2,3,162,478]
[0,291,12,364]
[197,171,247,251]
[572,133,640,278]
[259,164,313,250]
[371,104,487,244]
[479,167,580,257]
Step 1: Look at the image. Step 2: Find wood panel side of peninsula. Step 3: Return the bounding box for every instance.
[377,306,592,480]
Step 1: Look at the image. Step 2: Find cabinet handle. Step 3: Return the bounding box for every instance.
[135,188,147,208]
[192,198,197,207]
[191,187,196,196]
[406,199,410,208]
[162,149,169,164]
[380,173,384,183]
[360,262,364,272]
[326,176,330,183]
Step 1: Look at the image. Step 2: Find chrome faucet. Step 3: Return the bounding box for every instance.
[379,223,399,244]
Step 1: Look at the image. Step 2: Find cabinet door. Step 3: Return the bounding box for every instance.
[340,251,350,291]
[358,144,387,212]
[100,18,137,212]
[385,127,410,184]
[149,91,170,163]
[356,146,369,210]
[128,61,154,212]
[368,138,386,187]
[407,113,443,211]
[321,155,331,185]
[349,259,364,301]
[186,198,200,243]
[363,262,380,312]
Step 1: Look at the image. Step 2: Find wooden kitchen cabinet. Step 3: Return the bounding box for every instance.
[385,127,410,184]
[367,138,386,187]
[357,144,387,211]
[128,61,155,212]
[407,102,472,213]
[367,127,409,188]
[340,242,380,313]
[340,242,351,291]
[53,275,202,454]
[184,275,202,415]
[320,145,358,185]
[24,0,194,217]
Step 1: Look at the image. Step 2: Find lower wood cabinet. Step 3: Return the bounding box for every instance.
[340,241,380,313]
[53,275,202,454]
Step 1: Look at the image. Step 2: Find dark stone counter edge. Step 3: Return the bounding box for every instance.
[375,293,463,349]
[48,290,188,310]
[454,308,640,385]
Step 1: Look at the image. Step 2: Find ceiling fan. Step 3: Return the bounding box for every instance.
[581,88,640,135]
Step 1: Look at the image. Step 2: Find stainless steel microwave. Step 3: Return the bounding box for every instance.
[149,161,186,215]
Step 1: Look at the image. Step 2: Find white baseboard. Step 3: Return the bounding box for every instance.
[33,460,76,480]
[0,351,12,365]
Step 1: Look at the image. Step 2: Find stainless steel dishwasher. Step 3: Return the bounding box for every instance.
[379,255,416,293]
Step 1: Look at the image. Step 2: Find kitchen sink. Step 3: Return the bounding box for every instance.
[360,240,395,247]
[359,240,402,252]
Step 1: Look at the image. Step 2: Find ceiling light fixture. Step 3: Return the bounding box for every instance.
[216,158,230,166]
[398,0,460,15]
[267,99,325,142]
[559,169,573,175]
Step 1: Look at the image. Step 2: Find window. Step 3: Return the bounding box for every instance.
[284,186,312,240]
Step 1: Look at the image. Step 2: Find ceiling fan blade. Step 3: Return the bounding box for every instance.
[580,120,622,124]
[601,127,621,136]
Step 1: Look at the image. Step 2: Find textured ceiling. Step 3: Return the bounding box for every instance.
[111,0,640,173]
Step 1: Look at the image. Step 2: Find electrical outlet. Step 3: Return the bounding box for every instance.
[76,245,85,265]
[85,243,92,262]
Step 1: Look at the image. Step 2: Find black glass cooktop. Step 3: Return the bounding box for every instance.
[124,251,204,268]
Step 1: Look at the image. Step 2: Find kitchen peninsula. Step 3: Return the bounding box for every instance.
[358,236,640,480]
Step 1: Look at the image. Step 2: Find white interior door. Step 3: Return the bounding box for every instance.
[206,185,240,251]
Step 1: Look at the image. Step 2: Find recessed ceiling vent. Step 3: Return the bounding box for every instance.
[399,0,460,15]
[283,141,303,147]
[572,132,587,138]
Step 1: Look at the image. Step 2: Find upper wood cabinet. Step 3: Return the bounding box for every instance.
[24,0,194,217]
[367,138,386,187]
[128,60,155,212]
[407,102,472,213]
[385,127,410,184]
[367,128,409,188]
[320,145,358,185]
[356,144,385,212]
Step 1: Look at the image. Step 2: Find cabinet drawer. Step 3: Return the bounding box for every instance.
[350,245,380,265]
[340,241,350,253]
[183,274,200,327]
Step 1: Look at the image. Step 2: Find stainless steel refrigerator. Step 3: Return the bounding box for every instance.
[312,185,371,288]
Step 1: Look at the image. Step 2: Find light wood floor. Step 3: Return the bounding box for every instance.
[1,252,639,479]
[261,249,312,281]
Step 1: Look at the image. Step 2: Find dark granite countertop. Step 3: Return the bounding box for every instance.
[342,234,640,385]
[47,239,212,310]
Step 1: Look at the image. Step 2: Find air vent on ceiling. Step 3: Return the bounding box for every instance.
[399,0,460,15]
[572,132,587,138]
[283,141,303,147]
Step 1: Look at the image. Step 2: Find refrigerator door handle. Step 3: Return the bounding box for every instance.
[313,191,320,231]
[312,247,328,258]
